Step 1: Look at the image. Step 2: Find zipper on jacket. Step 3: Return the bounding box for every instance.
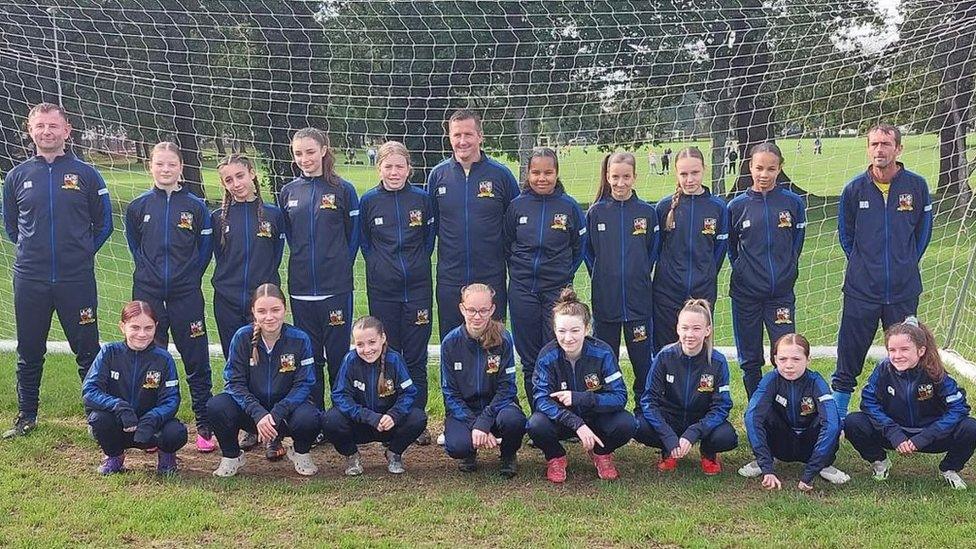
[686,196,695,296]
[47,165,58,282]
[243,203,252,311]
[619,201,629,322]
[164,193,171,296]
[130,352,141,412]
[394,191,409,302]
[763,194,776,294]
[530,196,548,293]
[308,182,318,295]
[883,191,891,303]
[683,354,692,426]
[463,165,471,283]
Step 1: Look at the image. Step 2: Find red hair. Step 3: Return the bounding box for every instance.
[120,300,157,324]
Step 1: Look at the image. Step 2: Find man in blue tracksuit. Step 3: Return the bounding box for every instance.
[584,189,659,402]
[210,199,285,358]
[2,103,113,438]
[652,187,728,353]
[359,179,436,413]
[504,177,587,402]
[278,167,360,407]
[428,109,520,339]
[727,183,806,398]
[125,183,214,438]
[831,124,933,418]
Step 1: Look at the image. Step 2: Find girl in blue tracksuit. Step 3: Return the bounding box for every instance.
[727,143,806,398]
[527,287,635,484]
[652,147,728,353]
[636,299,738,475]
[211,154,285,359]
[208,283,321,478]
[832,125,933,418]
[359,141,436,443]
[504,147,587,402]
[741,333,848,491]
[321,316,429,475]
[124,142,214,452]
[441,283,526,477]
[585,152,658,403]
[845,318,976,490]
[82,301,187,475]
[278,128,360,409]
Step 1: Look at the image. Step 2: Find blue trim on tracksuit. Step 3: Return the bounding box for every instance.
[331,348,418,426]
[82,342,181,431]
[727,185,806,396]
[277,175,360,296]
[2,152,113,282]
[651,188,728,352]
[440,325,520,432]
[210,200,285,357]
[637,343,735,453]
[745,369,840,484]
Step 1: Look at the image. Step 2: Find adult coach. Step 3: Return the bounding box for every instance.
[428,109,520,339]
[831,124,932,418]
[2,103,113,438]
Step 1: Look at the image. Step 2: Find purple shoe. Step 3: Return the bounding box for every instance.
[98,454,126,475]
[157,451,178,475]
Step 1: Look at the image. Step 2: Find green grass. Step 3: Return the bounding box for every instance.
[2,354,976,547]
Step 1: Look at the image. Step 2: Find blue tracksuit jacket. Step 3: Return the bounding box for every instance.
[82,342,180,430]
[440,325,519,432]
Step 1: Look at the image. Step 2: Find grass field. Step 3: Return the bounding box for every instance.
[2,354,976,547]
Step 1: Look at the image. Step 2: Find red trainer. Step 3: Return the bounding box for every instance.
[700,455,722,475]
[657,456,678,472]
[589,452,619,480]
[546,456,568,484]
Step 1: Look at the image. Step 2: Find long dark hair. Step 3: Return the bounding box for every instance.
[885,317,944,382]
[352,316,391,395]
[216,154,267,249]
[292,127,339,186]
[594,152,637,203]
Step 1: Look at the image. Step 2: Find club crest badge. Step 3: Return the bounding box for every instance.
[702,217,717,235]
[189,320,206,338]
[697,373,715,392]
[256,220,273,238]
[329,309,345,326]
[551,213,568,231]
[799,396,815,416]
[486,354,501,374]
[142,370,161,390]
[177,211,194,230]
[584,373,602,391]
[415,309,430,325]
[632,324,647,343]
[79,307,96,325]
[61,173,81,191]
[775,308,793,325]
[917,383,934,401]
[378,378,396,397]
[477,181,495,198]
[778,210,793,228]
[279,353,296,373]
[408,209,424,227]
[320,193,337,210]
[897,193,914,211]
[632,217,648,235]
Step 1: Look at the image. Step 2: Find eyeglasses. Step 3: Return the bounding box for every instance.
[461,306,493,317]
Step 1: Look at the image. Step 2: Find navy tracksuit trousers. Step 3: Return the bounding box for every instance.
[832,294,917,394]
[731,295,797,398]
[368,297,433,411]
[289,292,353,409]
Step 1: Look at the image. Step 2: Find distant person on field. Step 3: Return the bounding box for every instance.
[830,124,932,419]
[813,137,823,155]
[661,147,672,174]
[2,102,113,439]
[727,148,738,174]
[648,149,660,175]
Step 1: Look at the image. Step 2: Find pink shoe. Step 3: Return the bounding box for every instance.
[195,425,217,453]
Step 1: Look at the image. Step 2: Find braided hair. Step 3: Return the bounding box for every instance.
[352,316,391,396]
[665,147,706,231]
[249,283,287,366]
[216,153,266,249]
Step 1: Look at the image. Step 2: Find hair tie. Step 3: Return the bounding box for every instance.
[903,316,919,327]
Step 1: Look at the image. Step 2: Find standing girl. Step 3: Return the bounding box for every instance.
[321,316,428,475]
[584,152,658,403]
[741,333,848,490]
[211,154,285,359]
[124,142,214,452]
[504,147,587,402]
[278,128,360,408]
[727,143,806,398]
[359,141,436,444]
[82,301,187,475]
[527,288,636,483]
[652,147,729,352]
[845,318,976,490]
[207,283,321,477]
[440,283,525,477]
[635,299,738,475]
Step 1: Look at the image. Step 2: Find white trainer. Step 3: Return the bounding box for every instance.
[819,466,851,484]
[213,453,245,477]
[871,458,891,481]
[943,470,968,490]
[344,453,364,476]
[287,448,318,476]
[737,460,762,478]
[436,433,446,446]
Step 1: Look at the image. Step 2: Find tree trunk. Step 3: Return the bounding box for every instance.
[214,135,226,156]
[934,0,975,214]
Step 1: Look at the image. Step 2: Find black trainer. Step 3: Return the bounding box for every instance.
[499,455,518,479]
[458,456,478,473]
[2,412,37,439]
